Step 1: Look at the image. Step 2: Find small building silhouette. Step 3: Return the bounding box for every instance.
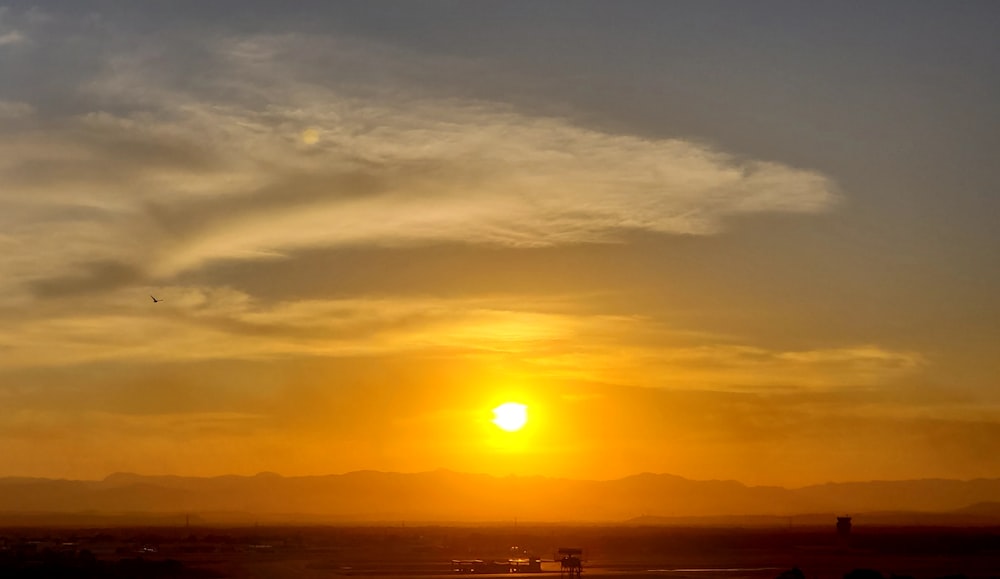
[837,515,852,548]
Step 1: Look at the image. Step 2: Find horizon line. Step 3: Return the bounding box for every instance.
[3,468,996,489]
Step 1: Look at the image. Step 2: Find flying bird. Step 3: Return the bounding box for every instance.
[150,295,162,303]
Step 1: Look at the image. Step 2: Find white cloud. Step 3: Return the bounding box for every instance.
[0,24,849,387]
[0,30,839,296]
[146,103,836,279]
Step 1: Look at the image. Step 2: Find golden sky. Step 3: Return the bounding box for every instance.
[1,2,999,486]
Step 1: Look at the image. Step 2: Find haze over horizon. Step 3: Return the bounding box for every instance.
[4,469,1000,524]
[14,467,1000,488]
[1,1,999,489]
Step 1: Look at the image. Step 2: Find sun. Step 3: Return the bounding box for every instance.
[301,128,320,145]
[492,402,528,432]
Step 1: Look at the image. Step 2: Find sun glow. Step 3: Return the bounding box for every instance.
[492,402,528,432]
[301,128,320,145]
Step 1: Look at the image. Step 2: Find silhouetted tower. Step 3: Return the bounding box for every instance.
[837,516,852,547]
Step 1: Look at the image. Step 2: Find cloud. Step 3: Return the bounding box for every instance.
[519,340,924,391]
[648,344,925,390]
[0,14,859,397]
[0,6,38,47]
[0,100,33,119]
[0,289,597,369]
[0,284,921,395]
[0,30,24,46]
[29,260,143,298]
[0,27,839,302]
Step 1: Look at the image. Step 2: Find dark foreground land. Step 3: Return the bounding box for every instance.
[2,524,998,579]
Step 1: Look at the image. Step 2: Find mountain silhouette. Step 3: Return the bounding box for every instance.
[0,471,998,523]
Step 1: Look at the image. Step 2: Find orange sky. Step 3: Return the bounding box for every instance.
[1,2,999,486]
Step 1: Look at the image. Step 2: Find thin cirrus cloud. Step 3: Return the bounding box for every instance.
[0,283,922,395]
[0,21,880,394]
[0,4,32,48]
[0,100,33,118]
[0,30,23,46]
[0,29,840,297]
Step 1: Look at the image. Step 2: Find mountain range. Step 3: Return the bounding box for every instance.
[1,471,998,524]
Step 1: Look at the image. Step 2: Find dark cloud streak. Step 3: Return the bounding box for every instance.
[29,260,144,299]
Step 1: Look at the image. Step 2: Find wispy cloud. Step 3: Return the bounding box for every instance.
[0,100,33,118]
[0,14,871,396]
[0,27,839,301]
[0,285,920,395]
[0,30,23,46]
[0,5,32,47]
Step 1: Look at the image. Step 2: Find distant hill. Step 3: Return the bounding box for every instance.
[955,501,1000,517]
[795,478,1000,513]
[0,471,998,524]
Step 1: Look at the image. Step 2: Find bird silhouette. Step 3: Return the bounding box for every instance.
[150,295,162,303]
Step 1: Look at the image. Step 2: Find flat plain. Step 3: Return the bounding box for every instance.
[3,524,998,579]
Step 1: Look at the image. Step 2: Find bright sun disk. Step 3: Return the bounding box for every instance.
[492,402,528,432]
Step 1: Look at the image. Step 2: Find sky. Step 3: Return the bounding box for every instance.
[1,1,998,487]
